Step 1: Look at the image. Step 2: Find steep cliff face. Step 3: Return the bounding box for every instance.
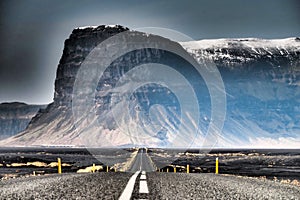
[0,102,46,140]
[1,25,299,147]
[54,25,129,107]
[5,25,133,146]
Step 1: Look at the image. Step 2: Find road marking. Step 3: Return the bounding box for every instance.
[142,171,146,175]
[119,171,140,200]
[139,180,149,193]
[140,174,146,180]
[139,153,143,171]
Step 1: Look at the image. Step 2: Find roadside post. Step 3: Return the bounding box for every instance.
[58,158,62,174]
[187,164,190,173]
[215,157,219,174]
[92,163,95,173]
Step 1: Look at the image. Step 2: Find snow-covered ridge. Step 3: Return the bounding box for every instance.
[180,37,300,50]
[76,25,98,30]
[180,38,300,65]
[75,25,122,30]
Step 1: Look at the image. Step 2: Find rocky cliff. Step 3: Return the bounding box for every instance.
[4,25,132,146]
[3,25,193,147]
[54,25,130,107]
[1,25,299,147]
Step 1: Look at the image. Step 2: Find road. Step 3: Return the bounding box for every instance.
[1,148,300,199]
[128,148,156,172]
[0,173,131,199]
[146,173,300,200]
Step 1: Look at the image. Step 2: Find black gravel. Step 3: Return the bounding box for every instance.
[0,172,131,200]
[148,148,300,180]
[147,173,300,200]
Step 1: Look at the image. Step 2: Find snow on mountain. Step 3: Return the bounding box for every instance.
[76,25,121,30]
[180,37,300,67]
[181,37,300,50]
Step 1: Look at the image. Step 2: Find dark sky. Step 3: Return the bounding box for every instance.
[0,0,299,104]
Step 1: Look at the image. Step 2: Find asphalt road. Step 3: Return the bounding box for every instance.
[1,149,300,199]
[0,173,131,200]
[146,173,300,200]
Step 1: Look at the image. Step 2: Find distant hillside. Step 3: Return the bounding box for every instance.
[0,102,46,140]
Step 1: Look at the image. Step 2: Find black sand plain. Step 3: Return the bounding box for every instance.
[0,147,299,182]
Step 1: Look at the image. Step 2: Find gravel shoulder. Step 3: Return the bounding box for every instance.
[0,172,131,200]
[147,173,300,200]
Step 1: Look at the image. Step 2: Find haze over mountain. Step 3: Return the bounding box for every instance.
[0,25,299,148]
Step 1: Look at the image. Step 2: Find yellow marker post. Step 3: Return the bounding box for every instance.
[187,164,190,173]
[174,167,176,173]
[167,168,169,173]
[215,157,219,174]
[57,158,62,174]
[92,163,95,173]
[106,166,109,172]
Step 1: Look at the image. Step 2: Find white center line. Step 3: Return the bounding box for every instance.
[119,171,140,200]
[140,174,146,180]
[139,180,149,194]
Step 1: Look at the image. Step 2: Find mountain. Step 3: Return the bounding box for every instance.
[1,25,196,147]
[0,25,299,148]
[0,25,132,146]
[0,102,46,140]
[181,38,300,147]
